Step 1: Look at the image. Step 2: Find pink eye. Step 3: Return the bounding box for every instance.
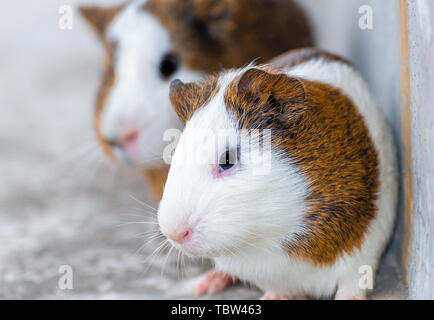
[214,149,239,178]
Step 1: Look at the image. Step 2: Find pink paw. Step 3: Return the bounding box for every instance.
[260,292,306,300]
[194,270,235,296]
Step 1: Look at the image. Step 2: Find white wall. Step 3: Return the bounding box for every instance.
[406,0,434,300]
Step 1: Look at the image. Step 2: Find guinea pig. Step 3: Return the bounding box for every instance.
[157,48,398,299]
[79,0,312,201]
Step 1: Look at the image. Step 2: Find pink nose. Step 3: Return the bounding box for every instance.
[106,129,139,149]
[165,227,192,244]
[119,130,139,147]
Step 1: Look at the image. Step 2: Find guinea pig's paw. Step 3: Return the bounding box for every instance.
[334,285,367,300]
[194,270,236,296]
[260,292,306,300]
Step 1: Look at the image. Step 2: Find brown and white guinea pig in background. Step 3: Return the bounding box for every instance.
[157,48,398,299]
[79,0,312,201]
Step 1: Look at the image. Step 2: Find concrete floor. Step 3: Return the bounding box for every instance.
[0,0,406,299]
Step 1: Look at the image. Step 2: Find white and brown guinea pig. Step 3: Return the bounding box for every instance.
[79,0,312,201]
[158,48,398,299]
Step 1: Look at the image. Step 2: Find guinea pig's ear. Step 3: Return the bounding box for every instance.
[236,68,306,124]
[169,79,202,125]
[170,77,219,124]
[79,6,123,40]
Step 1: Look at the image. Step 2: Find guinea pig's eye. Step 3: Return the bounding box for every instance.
[159,53,179,79]
[218,149,237,173]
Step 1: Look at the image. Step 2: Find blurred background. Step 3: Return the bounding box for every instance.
[0,0,409,299]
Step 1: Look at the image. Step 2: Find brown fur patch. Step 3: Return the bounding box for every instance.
[223,67,379,266]
[169,75,220,125]
[93,41,118,161]
[79,6,124,40]
[143,166,170,201]
[145,0,312,72]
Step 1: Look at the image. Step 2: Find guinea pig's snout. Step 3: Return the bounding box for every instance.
[119,130,140,147]
[164,226,193,244]
[106,129,139,149]
[103,127,141,164]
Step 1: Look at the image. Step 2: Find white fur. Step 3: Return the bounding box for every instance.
[158,59,398,299]
[101,0,203,166]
